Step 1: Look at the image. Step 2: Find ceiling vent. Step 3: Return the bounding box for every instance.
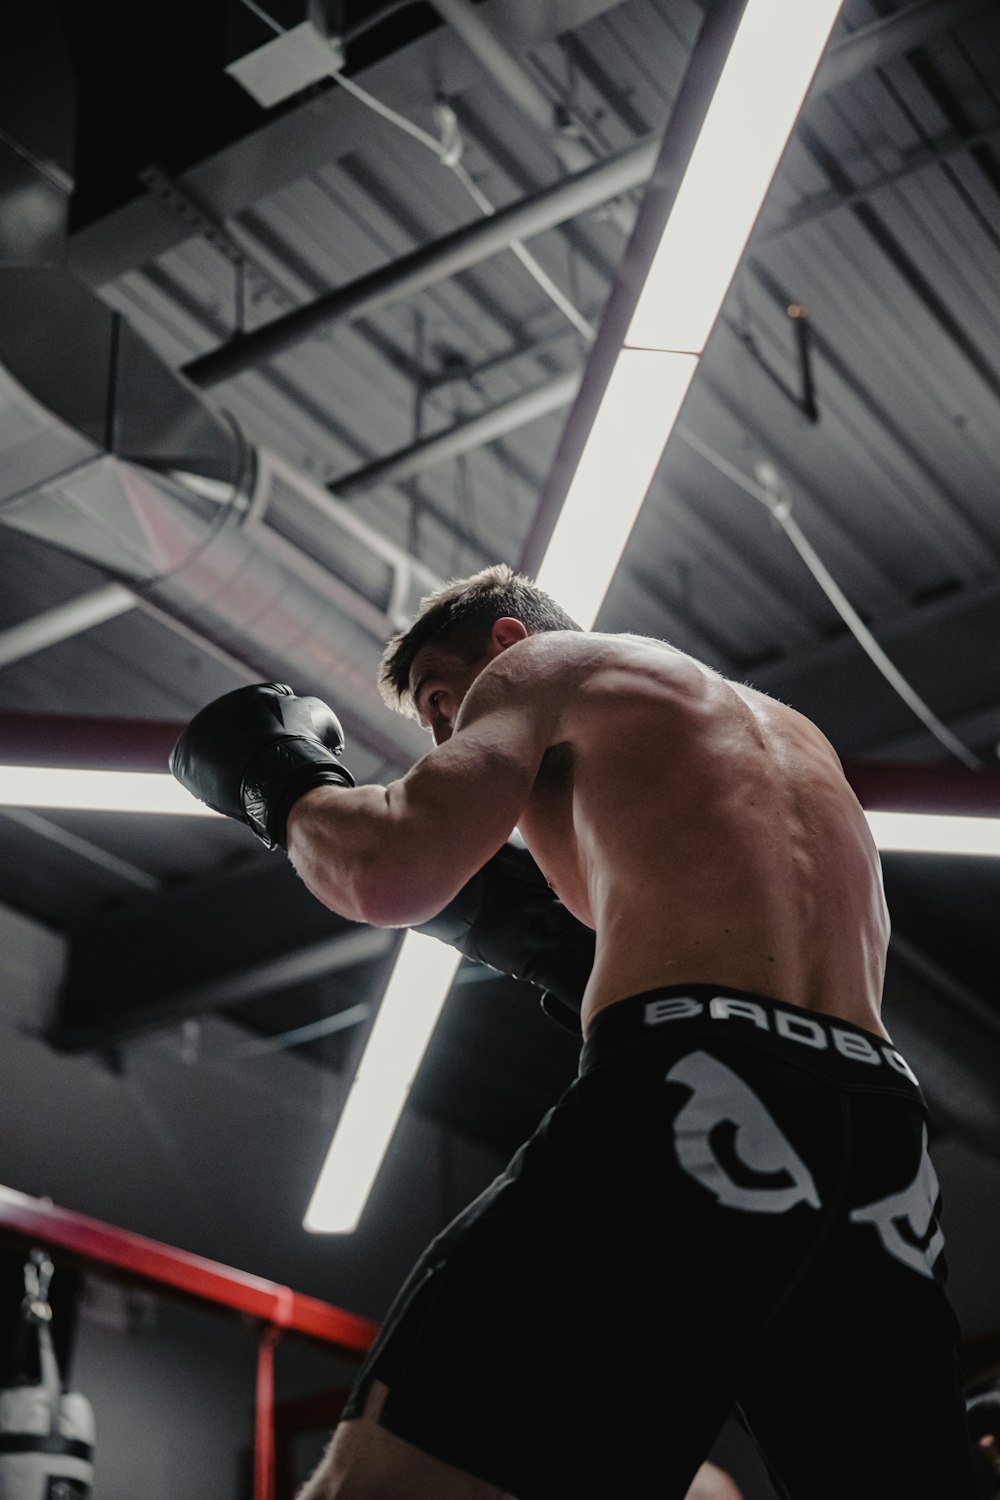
[0,266,433,768]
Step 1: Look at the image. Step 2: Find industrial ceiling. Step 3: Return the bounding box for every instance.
[3,0,1000,1352]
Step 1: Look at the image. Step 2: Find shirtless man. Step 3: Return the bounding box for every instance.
[172,564,977,1499]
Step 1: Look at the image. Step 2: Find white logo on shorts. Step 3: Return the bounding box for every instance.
[667,1051,821,1214]
[848,1123,945,1278]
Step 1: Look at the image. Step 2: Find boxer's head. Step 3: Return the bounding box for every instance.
[379,563,580,740]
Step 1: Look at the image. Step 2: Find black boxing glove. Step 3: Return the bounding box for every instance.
[169,683,355,851]
[413,841,595,1033]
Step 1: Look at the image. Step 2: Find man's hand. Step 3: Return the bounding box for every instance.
[170,683,355,850]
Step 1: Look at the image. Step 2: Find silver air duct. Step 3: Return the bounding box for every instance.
[0,266,432,770]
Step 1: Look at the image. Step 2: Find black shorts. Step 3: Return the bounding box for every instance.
[342,985,977,1499]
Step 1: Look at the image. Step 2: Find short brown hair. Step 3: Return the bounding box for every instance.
[378,562,581,717]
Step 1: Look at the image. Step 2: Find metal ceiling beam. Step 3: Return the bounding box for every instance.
[68,0,968,295]
[0,810,162,894]
[52,859,394,1051]
[876,702,1000,763]
[170,0,996,399]
[134,252,508,567]
[794,118,1000,409]
[430,0,594,162]
[429,0,636,233]
[332,370,580,496]
[811,0,998,101]
[760,120,1000,248]
[68,0,990,338]
[749,573,1000,758]
[0,586,136,668]
[181,136,658,390]
[133,926,393,1017]
[65,0,630,288]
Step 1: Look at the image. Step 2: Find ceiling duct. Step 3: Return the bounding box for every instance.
[0,266,431,769]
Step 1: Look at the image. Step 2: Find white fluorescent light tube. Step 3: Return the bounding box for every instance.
[0,766,218,817]
[535,349,697,628]
[866,811,1000,858]
[9,765,998,861]
[304,931,462,1233]
[627,0,843,356]
[305,0,844,1234]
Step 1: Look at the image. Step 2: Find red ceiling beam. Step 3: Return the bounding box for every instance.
[2,712,1000,815]
[0,712,182,771]
[844,760,1000,818]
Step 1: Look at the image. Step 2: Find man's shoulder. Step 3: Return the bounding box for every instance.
[493,629,636,700]
[508,628,658,670]
[465,630,694,721]
[485,630,694,701]
[455,632,599,740]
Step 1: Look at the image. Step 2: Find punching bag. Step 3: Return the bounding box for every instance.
[0,1251,94,1499]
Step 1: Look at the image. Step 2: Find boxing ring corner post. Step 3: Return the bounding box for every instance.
[256,1324,282,1500]
[0,1182,378,1500]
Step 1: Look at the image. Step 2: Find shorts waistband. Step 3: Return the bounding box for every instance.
[580,985,924,1098]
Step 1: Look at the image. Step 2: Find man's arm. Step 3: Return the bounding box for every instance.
[412,839,595,1028]
[286,644,561,928]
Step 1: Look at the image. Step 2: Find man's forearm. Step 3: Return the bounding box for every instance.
[285,782,393,925]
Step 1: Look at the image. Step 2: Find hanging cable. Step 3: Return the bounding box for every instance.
[236,0,596,342]
[238,0,284,34]
[337,71,596,341]
[675,424,983,770]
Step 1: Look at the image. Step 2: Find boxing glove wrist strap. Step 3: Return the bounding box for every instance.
[242,738,356,851]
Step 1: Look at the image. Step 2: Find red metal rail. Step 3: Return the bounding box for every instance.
[0,1184,377,1500]
[0,1183,376,1352]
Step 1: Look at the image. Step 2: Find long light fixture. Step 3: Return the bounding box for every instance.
[303,931,461,1233]
[302,0,846,1231]
[865,811,1000,859]
[535,350,698,624]
[3,765,997,862]
[0,766,217,817]
[534,0,844,627]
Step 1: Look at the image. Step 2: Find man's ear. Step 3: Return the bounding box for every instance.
[491,617,529,651]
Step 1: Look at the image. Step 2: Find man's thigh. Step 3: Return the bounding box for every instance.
[302,1379,517,1500]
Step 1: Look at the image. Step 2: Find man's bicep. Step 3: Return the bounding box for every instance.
[372,714,544,925]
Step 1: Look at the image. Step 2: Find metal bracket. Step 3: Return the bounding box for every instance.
[736,303,819,425]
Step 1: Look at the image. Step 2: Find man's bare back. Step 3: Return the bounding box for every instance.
[508,632,891,1040]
